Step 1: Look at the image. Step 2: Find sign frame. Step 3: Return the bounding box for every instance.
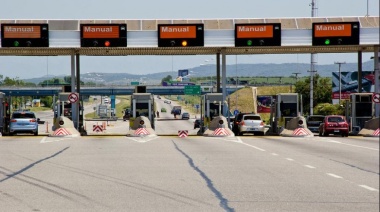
[184,85,201,95]
[158,24,204,47]
[312,22,360,46]
[80,24,127,47]
[1,23,49,47]
[234,23,281,47]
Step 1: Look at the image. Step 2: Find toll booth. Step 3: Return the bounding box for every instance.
[203,93,225,127]
[271,93,300,134]
[54,92,85,134]
[0,93,9,134]
[130,93,155,129]
[348,93,375,132]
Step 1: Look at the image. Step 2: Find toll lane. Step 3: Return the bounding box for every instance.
[0,136,378,211]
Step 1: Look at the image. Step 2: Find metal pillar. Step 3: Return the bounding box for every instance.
[216,53,221,93]
[222,51,227,116]
[70,54,78,129]
[358,51,362,92]
[310,0,318,115]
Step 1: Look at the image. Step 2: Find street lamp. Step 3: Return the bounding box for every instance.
[334,61,346,103]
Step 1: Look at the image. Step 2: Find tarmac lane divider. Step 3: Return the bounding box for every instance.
[280,116,314,137]
[358,118,380,137]
[50,116,81,137]
[178,130,188,138]
[127,116,156,137]
[203,116,235,137]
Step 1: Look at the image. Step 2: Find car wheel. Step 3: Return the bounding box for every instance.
[34,132,38,136]
[9,132,13,136]
[238,132,243,136]
[323,129,328,137]
[318,130,322,136]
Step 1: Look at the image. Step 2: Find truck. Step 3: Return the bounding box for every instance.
[171,106,182,115]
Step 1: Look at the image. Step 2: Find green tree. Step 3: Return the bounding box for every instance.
[161,75,173,84]
[294,74,332,115]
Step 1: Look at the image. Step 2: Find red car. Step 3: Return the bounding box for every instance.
[319,115,349,137]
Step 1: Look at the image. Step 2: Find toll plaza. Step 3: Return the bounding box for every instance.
[0,17,378,136]
[346,93,376,134]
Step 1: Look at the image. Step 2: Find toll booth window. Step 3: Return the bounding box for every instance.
[136,103,149,117]
[356,103,372,116]
[209,103,223,118]
[280,103,297,117]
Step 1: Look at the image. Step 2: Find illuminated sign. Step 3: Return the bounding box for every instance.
[235,23,281,47]
[80,24,127,47]
[158,24,204,47]
[312,22,359,46]
[1,24,49,47]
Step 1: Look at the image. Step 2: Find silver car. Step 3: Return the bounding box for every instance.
[181,112,190,120]
[237,114,265,136]
[9,111,39,136]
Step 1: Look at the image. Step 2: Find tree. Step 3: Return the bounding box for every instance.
[294,74,332,115]
[161,75,172,84]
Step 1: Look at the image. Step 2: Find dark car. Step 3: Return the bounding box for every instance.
[232,113,250,135]
[319,115,349,137]
[9,111,39,136]
[306,115,325,133]
[123,109,131,121]
[194,119,201,129]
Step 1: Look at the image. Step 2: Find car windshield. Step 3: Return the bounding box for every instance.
[328,117,344,122]
[12,113,35,119]
[308,116,324,121]
[243,116,261,120]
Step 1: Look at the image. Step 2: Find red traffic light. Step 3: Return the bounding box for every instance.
[104,41,111,47]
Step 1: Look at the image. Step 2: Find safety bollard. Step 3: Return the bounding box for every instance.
[45,121,49,133]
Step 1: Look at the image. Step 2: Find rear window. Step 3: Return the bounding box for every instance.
[12,113,36,119]
[308,116,325,122]
[243,116,261,120]
[327,117,344,122]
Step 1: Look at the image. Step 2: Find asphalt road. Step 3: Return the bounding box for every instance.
[0,135,378,211]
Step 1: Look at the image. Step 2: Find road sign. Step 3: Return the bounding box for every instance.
[312,22,360,46]
[93,125,103,133]
[158,24,204,47]
[80,24,127,47]
[235,23,281,47]
[131,81,140,85]
[195,104,200,109]
[372,93,380,104]
[68,93,79,103]
[234,110,239,116]
[1,24,49,47]
[184,85,201,95]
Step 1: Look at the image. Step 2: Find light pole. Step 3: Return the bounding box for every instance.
[334,61,346,104]
[292,72,301,83]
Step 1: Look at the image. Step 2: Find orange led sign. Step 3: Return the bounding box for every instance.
[236,25,274,38]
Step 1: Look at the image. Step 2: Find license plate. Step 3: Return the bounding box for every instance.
[334,129,339,132]
[248,128,258,131]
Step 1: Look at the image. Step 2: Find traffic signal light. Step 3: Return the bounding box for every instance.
[13,41,20,47]
[324,39,330,45]
[181,40,187,47]
[247,40,253,46]
[104,40,111,47]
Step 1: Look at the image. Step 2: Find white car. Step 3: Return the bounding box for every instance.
[237,114,265,136]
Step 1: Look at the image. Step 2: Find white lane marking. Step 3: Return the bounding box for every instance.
[304,165,316,169]
[126,135,159,143]
[40,136,48,143]
[359,185,379,192]
[286,158,294,161]
[240,142,266,152]
[326,173,343,179]
[271,153,278,156]
[321,139,379,151]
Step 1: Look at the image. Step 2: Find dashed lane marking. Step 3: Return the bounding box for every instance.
[359,185,379,192]
[304,165,316,169]
[326,173,343,179]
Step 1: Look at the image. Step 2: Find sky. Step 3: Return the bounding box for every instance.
[0,0,379,79]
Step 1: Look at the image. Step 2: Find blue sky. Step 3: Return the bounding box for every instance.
[0,0,379,79]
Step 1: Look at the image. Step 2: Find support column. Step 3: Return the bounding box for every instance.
[358,51,362,93]
[216,53,221,93]
[222,51,227,116]
[70,54,78,129]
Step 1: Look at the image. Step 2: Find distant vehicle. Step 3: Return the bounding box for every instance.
[157,95,161,99]
[319,115,349,137]
[164,100,171,104]
[9,111,39,136]
[235,114,265,136]
[194,119,201,129]
[104,99,109,104]
[181,112,190,120]
[161,108,167,112]
[306,115,325,133]
[171,106,181,115]
[123,109,131,121]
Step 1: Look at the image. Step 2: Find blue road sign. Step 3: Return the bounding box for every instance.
[234,109,239,116]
